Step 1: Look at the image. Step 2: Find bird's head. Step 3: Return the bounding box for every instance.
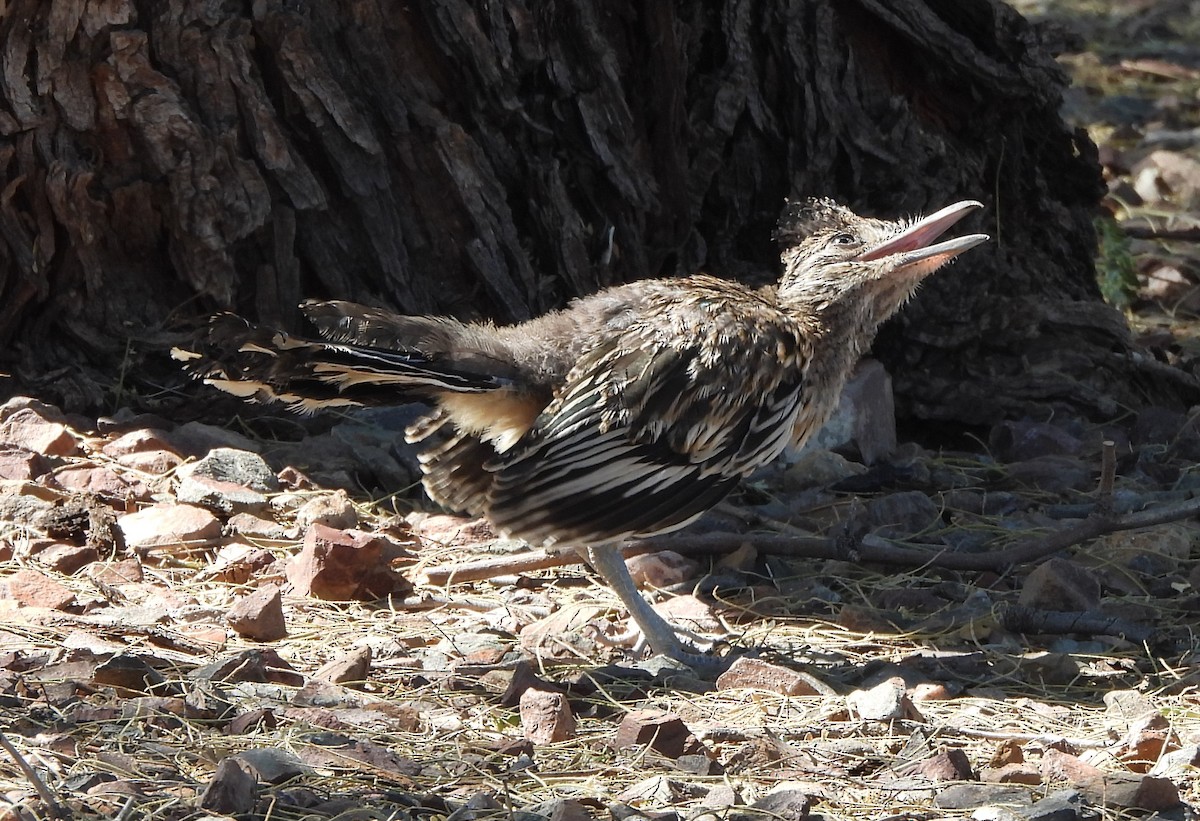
[774,198,988,324]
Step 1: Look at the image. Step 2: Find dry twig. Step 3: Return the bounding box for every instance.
[421,550,569,586]
[1123,225,1200,242]
[0,731,67,819]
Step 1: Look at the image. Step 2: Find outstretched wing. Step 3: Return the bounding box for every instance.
[484,326,808,547]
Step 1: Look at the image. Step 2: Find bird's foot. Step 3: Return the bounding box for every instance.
[586,600,734,673]
[592,616,716,656]
[585,545,737,675]
[597,621,731,675]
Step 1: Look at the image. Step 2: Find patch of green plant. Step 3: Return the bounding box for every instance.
[1095,214,1137,309]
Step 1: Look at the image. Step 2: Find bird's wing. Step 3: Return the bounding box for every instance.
[484,329,807,547]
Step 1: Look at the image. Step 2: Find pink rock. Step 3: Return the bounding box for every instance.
[652,594,723,632]
[0,397,67,422]
[1040,747,1103,786]
[0,568,76,610]
[716,657,833,696]
[987,739,1025,767]
[626,550,699,588]
[0,408,78,456]
[915,748,975,781]
[88,558,144,586]
[1118,713,1179,773]
[980,762,1041,785]
[407,513,495,546]
[51,465,151,502]
[36,543,100,575]
[102,429,180,458]
[0,446,49,480]
[837,604,897,633]
[911,682,954,702]
[1018,557,1101,611]
[613,710,709,759]
[226,585,287,641]
[117,503,223,552]
[295,491,358,531]
[314,647,372,687]
[286,523,410,601]
[520,686,577,744]
[116,449,186,475]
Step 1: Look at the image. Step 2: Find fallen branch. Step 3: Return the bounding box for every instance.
[420,550,570,586]
[1123,225,1200,242]
[933,725,1110,749]
[998,603,1153,643]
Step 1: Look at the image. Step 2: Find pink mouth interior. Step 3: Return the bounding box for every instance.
[858,201,982,262]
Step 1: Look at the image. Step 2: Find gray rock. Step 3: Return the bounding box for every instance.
[515,798,594,821]
[199,756,259,814]
[863,490,942,539]
[175,448,279,513]
[933,783,1033,810]
[1004,455,1093,494]
[182,448,279,492]
[1018,558,1101,612]
[176,474,269,513]
[788,358,896,464]
[234,747,309,784]
[990,420,1082,462]
[331,421,418,489]
[1021,789,1088,821]
[746,783,814,821]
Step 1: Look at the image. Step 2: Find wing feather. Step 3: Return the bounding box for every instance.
[485,317,810,546]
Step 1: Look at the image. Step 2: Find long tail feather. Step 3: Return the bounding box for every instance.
[173,313,509,414]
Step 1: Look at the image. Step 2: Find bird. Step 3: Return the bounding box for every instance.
[174,197,988,669]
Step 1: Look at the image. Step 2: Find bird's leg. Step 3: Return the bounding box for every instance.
[585,545,720,669]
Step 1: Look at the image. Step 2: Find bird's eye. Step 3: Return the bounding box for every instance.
[832,233,858,245]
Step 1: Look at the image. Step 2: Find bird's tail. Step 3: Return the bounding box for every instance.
[173,311,511,414]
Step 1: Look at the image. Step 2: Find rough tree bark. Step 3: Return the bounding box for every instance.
[0,0,1193,424]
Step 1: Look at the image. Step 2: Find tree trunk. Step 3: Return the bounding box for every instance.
[0,0,1192,424]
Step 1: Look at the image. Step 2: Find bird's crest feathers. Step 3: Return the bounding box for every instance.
[773,197,859,247]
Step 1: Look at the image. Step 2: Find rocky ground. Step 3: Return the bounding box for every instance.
[1,375,1199,821]
[3,1,1200,819]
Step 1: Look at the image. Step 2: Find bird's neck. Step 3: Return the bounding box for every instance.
[779,288,883,400]
[782,285,880,350]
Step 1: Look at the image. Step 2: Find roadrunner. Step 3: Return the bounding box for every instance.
[176,198,987,667]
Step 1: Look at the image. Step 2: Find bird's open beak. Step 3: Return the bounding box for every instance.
[859,200,989,268]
